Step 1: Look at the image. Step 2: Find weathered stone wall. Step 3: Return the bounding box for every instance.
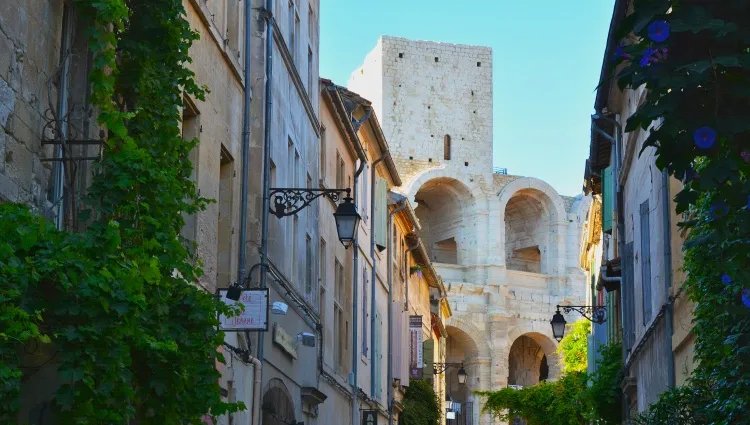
[349,36,493,183]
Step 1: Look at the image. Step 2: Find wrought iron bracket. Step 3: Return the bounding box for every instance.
[557,305,607,324]
[433,362,464,374]
[269,187,350,218]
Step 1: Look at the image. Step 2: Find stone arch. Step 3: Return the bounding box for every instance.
[498,177,568,275]
[261,378,296,425]
[445,316,491,359]
[507,323,561,381]
[402,165,488,210]
[497,177,566,222]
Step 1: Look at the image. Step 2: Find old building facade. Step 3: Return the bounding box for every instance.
[583,0,695,420]
[2,1,254,423]
[349,36,590,425]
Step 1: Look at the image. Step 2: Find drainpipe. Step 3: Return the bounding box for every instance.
[387,195,408,425]
[370,155,386,397]
[661,168,676,387]
[248,355,263,425]
[351,159,366,425]
[237,0,254,285]
[53,5,75,230]
[257,0,275,419]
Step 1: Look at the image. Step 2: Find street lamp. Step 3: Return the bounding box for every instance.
[268,187,358,248]
[434,362,467,385]
[550,305,607,341]
[457,367,467,385]
[333,196,361,248]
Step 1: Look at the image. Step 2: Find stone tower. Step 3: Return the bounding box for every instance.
[348,36,493,182]
[350,37,590,425]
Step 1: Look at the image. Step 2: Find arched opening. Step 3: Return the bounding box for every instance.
[414,178,473,266]
[444,135,451,160]
[262,379,296,425]
[507,333,557,387]
[504,189,552,274]
[445,325,480,425]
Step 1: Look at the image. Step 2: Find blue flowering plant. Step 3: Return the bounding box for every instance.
[613,0,750,423]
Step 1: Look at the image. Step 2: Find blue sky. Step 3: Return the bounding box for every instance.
[319,0,615,197]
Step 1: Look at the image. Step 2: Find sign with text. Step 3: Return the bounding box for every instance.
[409,315,423,379]
[218,289,269,331]
[272,323,299,359]
[361,410,378,425]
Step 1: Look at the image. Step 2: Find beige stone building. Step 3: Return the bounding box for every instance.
[349,36,591,425]
[584,0,695,419]
[318,78,452,425]
[2,1,254,423]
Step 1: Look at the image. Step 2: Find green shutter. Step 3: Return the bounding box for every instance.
[375,177,387,251]
[374,311,382,398]
[602,166,613,232]
[423,338,435,382]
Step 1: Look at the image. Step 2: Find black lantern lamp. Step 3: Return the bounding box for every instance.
[333,196,360,248]
[550,308,567,342]
[457,367,468,385]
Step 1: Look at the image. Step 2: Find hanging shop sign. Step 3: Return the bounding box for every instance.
[218,288,269,331]
[409,315,423,379]
[362,410,378,425]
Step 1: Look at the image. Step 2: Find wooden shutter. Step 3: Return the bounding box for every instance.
[640,201,652,325]
[423,338,435,382]
[375,177,387,251]
[623,242,635,351]
[602,166,613,232]
[374,311,382,398]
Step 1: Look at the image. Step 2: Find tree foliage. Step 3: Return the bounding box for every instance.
[399,379,441,425]
[614,1,750,423]
[478,320,622,425]
[0,0,243,423]
[557,320,591,374]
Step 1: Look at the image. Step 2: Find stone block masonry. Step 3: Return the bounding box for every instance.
[349,36,494,183]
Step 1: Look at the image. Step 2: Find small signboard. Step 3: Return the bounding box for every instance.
[218,289,269,331]
[409,315,423,379]
[446,411,456,420]
[362,410,378,425]
[273,323,299,359]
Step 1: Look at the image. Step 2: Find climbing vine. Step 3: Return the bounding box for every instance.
[614,1,750,423]
[0,0,243,423]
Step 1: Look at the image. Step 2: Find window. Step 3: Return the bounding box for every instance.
[306,234,313,296]
[181,101,200,246]
[217,147,234,288]
[288,1,296,61]
[361,164,368,222]
[362,265,368,356]
[308,4,314,40]
[640,200,652,324]
[308,46,314,94]
[226,0,241,58]
[334,259,347,374]
[320,126,326,180]
[335,151,344,189]
[444,135,451,160]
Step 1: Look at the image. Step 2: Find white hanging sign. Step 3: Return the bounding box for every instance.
[218,289,269,331]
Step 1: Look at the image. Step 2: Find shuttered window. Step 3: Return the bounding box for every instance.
[374,311,383,399]
[374,177,387,251]
[640,201,652,325]
[623,242,635,351]
[602,166,613,232]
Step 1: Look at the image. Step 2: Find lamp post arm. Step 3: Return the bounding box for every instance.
[557,305,607,324]
[268,187,350,218]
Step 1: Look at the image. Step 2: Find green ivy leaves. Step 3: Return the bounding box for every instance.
[0,0,241,423]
